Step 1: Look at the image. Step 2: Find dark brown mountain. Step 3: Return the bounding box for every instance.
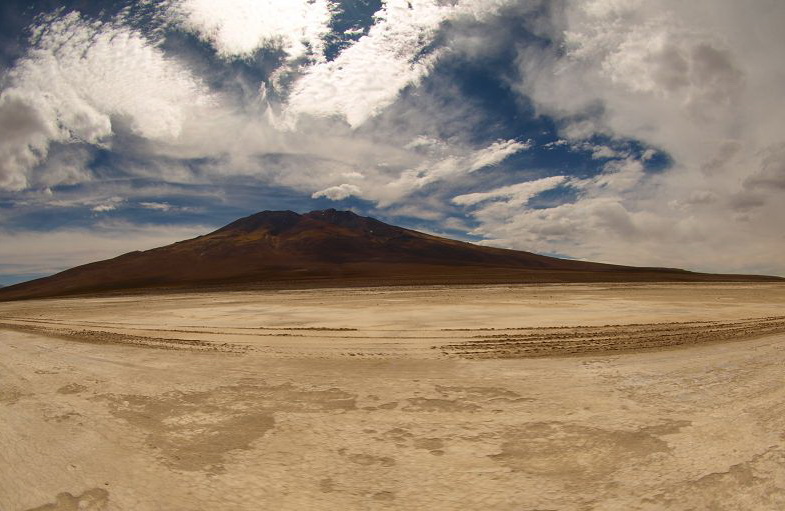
[0,209,779,300]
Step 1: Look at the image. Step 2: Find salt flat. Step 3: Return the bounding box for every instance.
[2,283,785,510]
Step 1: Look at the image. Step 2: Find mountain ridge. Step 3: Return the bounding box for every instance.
[0,209,780,301]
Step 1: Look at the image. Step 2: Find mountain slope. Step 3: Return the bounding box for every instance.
[0,209,779,300]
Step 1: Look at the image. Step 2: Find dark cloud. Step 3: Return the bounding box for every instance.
[745,144,785,191]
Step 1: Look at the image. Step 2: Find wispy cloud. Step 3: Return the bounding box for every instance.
[453,176,566,207]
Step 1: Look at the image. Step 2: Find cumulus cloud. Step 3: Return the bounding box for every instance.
[0,11,210,191]
[282,0,524,128]
[0,1,525,199]
[166,0,335,60]
[311,183,362,200]
[462,0,785,275]
[282,0,451,127]
[0,95,55,190]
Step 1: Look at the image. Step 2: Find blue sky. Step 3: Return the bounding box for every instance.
[1,0,784,285]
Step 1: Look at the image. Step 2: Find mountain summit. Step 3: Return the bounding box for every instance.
[0,209,777,300]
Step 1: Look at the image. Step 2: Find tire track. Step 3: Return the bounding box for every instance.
[438,316,785,358]
[0,322,248,353]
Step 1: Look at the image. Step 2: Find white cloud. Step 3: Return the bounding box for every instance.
[473,193,785,276]
[311,183,362,200]
[0,93,57,191]
[139,201,173,211]
[404,136,448,154]
[377,138,530,205]
[455,176,569,239]
[283,0,451,127]
[167,0,335,60]
[453,175,566,207]
[468,139,532,171]
[137,201,202,213]
[585,158,645,193]
[31,146,95,188]
[92,204,117,213]
[91,196,124,213]
[0,1,524,200]
[544,139,626,160]
[282,0,522,128]
[0,11,211,191]
[473,0,785,275]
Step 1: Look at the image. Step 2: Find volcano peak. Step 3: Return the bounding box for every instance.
[0,209,778,301]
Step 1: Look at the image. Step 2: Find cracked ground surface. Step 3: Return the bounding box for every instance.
[1,283,785,510]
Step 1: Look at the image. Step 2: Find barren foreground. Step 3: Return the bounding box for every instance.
[2,283,785,510]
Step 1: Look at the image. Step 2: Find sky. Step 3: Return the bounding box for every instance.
[1,0,784,285]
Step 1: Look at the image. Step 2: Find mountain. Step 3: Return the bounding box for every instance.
[0,209,779,301]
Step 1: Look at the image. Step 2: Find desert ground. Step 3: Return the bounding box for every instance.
[2,282,785,510]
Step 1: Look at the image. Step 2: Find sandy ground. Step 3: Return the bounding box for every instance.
[1,282,785,510]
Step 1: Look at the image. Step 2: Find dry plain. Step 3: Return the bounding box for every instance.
[2,282,785,510]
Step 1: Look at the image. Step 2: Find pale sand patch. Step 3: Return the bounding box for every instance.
[1,283,784,510]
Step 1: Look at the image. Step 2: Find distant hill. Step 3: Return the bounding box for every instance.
[0,209,779,300]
